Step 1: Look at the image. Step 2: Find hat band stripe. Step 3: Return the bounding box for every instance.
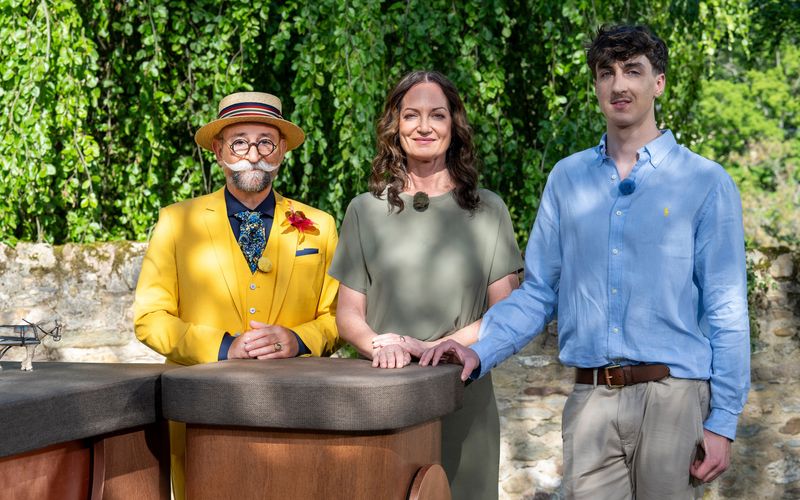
[218,102,283,120]
[223,108,283,120]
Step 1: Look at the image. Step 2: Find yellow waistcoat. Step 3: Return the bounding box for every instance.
[134,188,340,365]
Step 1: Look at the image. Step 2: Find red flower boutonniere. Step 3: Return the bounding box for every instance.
[282,202,318,243]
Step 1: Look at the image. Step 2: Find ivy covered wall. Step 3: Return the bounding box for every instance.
[1,1,750,244]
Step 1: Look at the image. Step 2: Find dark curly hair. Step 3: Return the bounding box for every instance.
[369,71,480,212]
[587,25,668,78]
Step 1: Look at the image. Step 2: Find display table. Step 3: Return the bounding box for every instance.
[162,358,464,500]
[0,361,173,500]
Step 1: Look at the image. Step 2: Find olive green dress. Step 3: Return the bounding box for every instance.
[329,189,523,500]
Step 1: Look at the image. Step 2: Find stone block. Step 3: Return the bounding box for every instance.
[772,326,797,338]
[749,248,767,266]
[765,456,800,484]
[493,366,518,388]
[780,418,800,435]
[769,253,795,279]
[504,406,555,421]
[510,439,553,462]
[52,346,121,363]
[501,467,539,497]
[59,327,131,347]
[517,355,557,368]
[781,399,800,414]
[527,421,560,438]
[112,340,165,363]
[502,460,561,494]
[16,243,56,271]
[542,394,568,410]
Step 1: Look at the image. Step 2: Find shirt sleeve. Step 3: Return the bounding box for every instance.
[328,199,369,293]
[693,174,751,440]
[218,332,237,360]
[487,195,524,284]
[472,174,562,377]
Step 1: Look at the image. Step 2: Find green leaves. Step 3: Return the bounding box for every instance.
[698,41,800,249]
[0,0,752,244]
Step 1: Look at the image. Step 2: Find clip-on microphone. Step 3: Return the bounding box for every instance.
[619,178,636,196]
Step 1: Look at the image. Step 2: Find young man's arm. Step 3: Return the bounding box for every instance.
[690,172,750,482]
[424,174,562,377]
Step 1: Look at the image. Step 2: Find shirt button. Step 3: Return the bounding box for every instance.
[249,307,256,314]
[250,283,256,290]
[611,288,618,294]
[612,248,619,255]
[612,327,620,333]
[615,210,623,216]
[611,174,618,180]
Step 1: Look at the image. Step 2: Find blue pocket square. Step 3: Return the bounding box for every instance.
[295,248,319,256]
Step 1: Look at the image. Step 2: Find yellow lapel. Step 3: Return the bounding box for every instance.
[267,192,298,321]
[203,188,244,323]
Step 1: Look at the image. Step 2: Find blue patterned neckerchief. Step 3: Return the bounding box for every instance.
[234,211,266,273]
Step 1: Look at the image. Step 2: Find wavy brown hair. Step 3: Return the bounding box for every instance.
[369,71,480,212]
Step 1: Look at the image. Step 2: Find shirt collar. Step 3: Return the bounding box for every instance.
[596,134,610,161]
[225,187,276,218]
[643,129,677,168]
[595,129,677,169]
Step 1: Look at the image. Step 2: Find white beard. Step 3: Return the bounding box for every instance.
[222,159,280,193]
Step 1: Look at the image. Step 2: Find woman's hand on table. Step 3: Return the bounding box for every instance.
[371,333,429,358]
[371,342,412,369]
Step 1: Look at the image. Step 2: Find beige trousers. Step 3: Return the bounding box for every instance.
[562,377,710,500]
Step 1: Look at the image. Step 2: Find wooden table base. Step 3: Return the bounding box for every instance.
[91,423,170,500]
[0,423,169,500]
[0,441,89,500]
[186,420,450,500]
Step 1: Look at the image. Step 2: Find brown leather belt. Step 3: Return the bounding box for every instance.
[575,364,670,388]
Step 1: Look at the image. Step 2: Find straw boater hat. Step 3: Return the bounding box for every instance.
[194,92,305,152]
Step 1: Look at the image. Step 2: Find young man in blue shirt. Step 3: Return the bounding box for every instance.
[422,25,750,498]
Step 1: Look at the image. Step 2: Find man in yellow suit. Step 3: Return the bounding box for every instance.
[134,91,340,499]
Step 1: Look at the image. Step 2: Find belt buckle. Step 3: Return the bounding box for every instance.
[604,364,624,389]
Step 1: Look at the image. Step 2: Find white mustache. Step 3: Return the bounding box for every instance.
[223,159,280,173]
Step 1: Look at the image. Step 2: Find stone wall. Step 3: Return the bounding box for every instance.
[1,243,798,499]
[0,243,160,364]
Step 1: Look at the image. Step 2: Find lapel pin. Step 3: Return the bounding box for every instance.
[258,256,273,273]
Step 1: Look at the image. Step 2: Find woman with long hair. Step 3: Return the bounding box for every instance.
[329,71,522,499]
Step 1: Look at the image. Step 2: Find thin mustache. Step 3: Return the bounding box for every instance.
[223,159,279,173]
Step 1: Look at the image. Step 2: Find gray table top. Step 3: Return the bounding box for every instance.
[0,361,175,458]
[0,358,466,457]
[162,357,465,431]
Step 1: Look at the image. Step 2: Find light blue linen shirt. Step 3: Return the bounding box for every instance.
[474,130,750,440]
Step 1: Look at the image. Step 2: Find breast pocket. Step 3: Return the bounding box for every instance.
[658,215,693,259]
[292,251,325,300]
[636,205,693,260]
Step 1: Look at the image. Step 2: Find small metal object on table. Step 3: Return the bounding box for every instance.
[0,320,62,371]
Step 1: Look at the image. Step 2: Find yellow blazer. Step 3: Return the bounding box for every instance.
[134,188,340,365]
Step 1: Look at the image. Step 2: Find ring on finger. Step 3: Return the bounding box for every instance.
[274,342,283,352]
